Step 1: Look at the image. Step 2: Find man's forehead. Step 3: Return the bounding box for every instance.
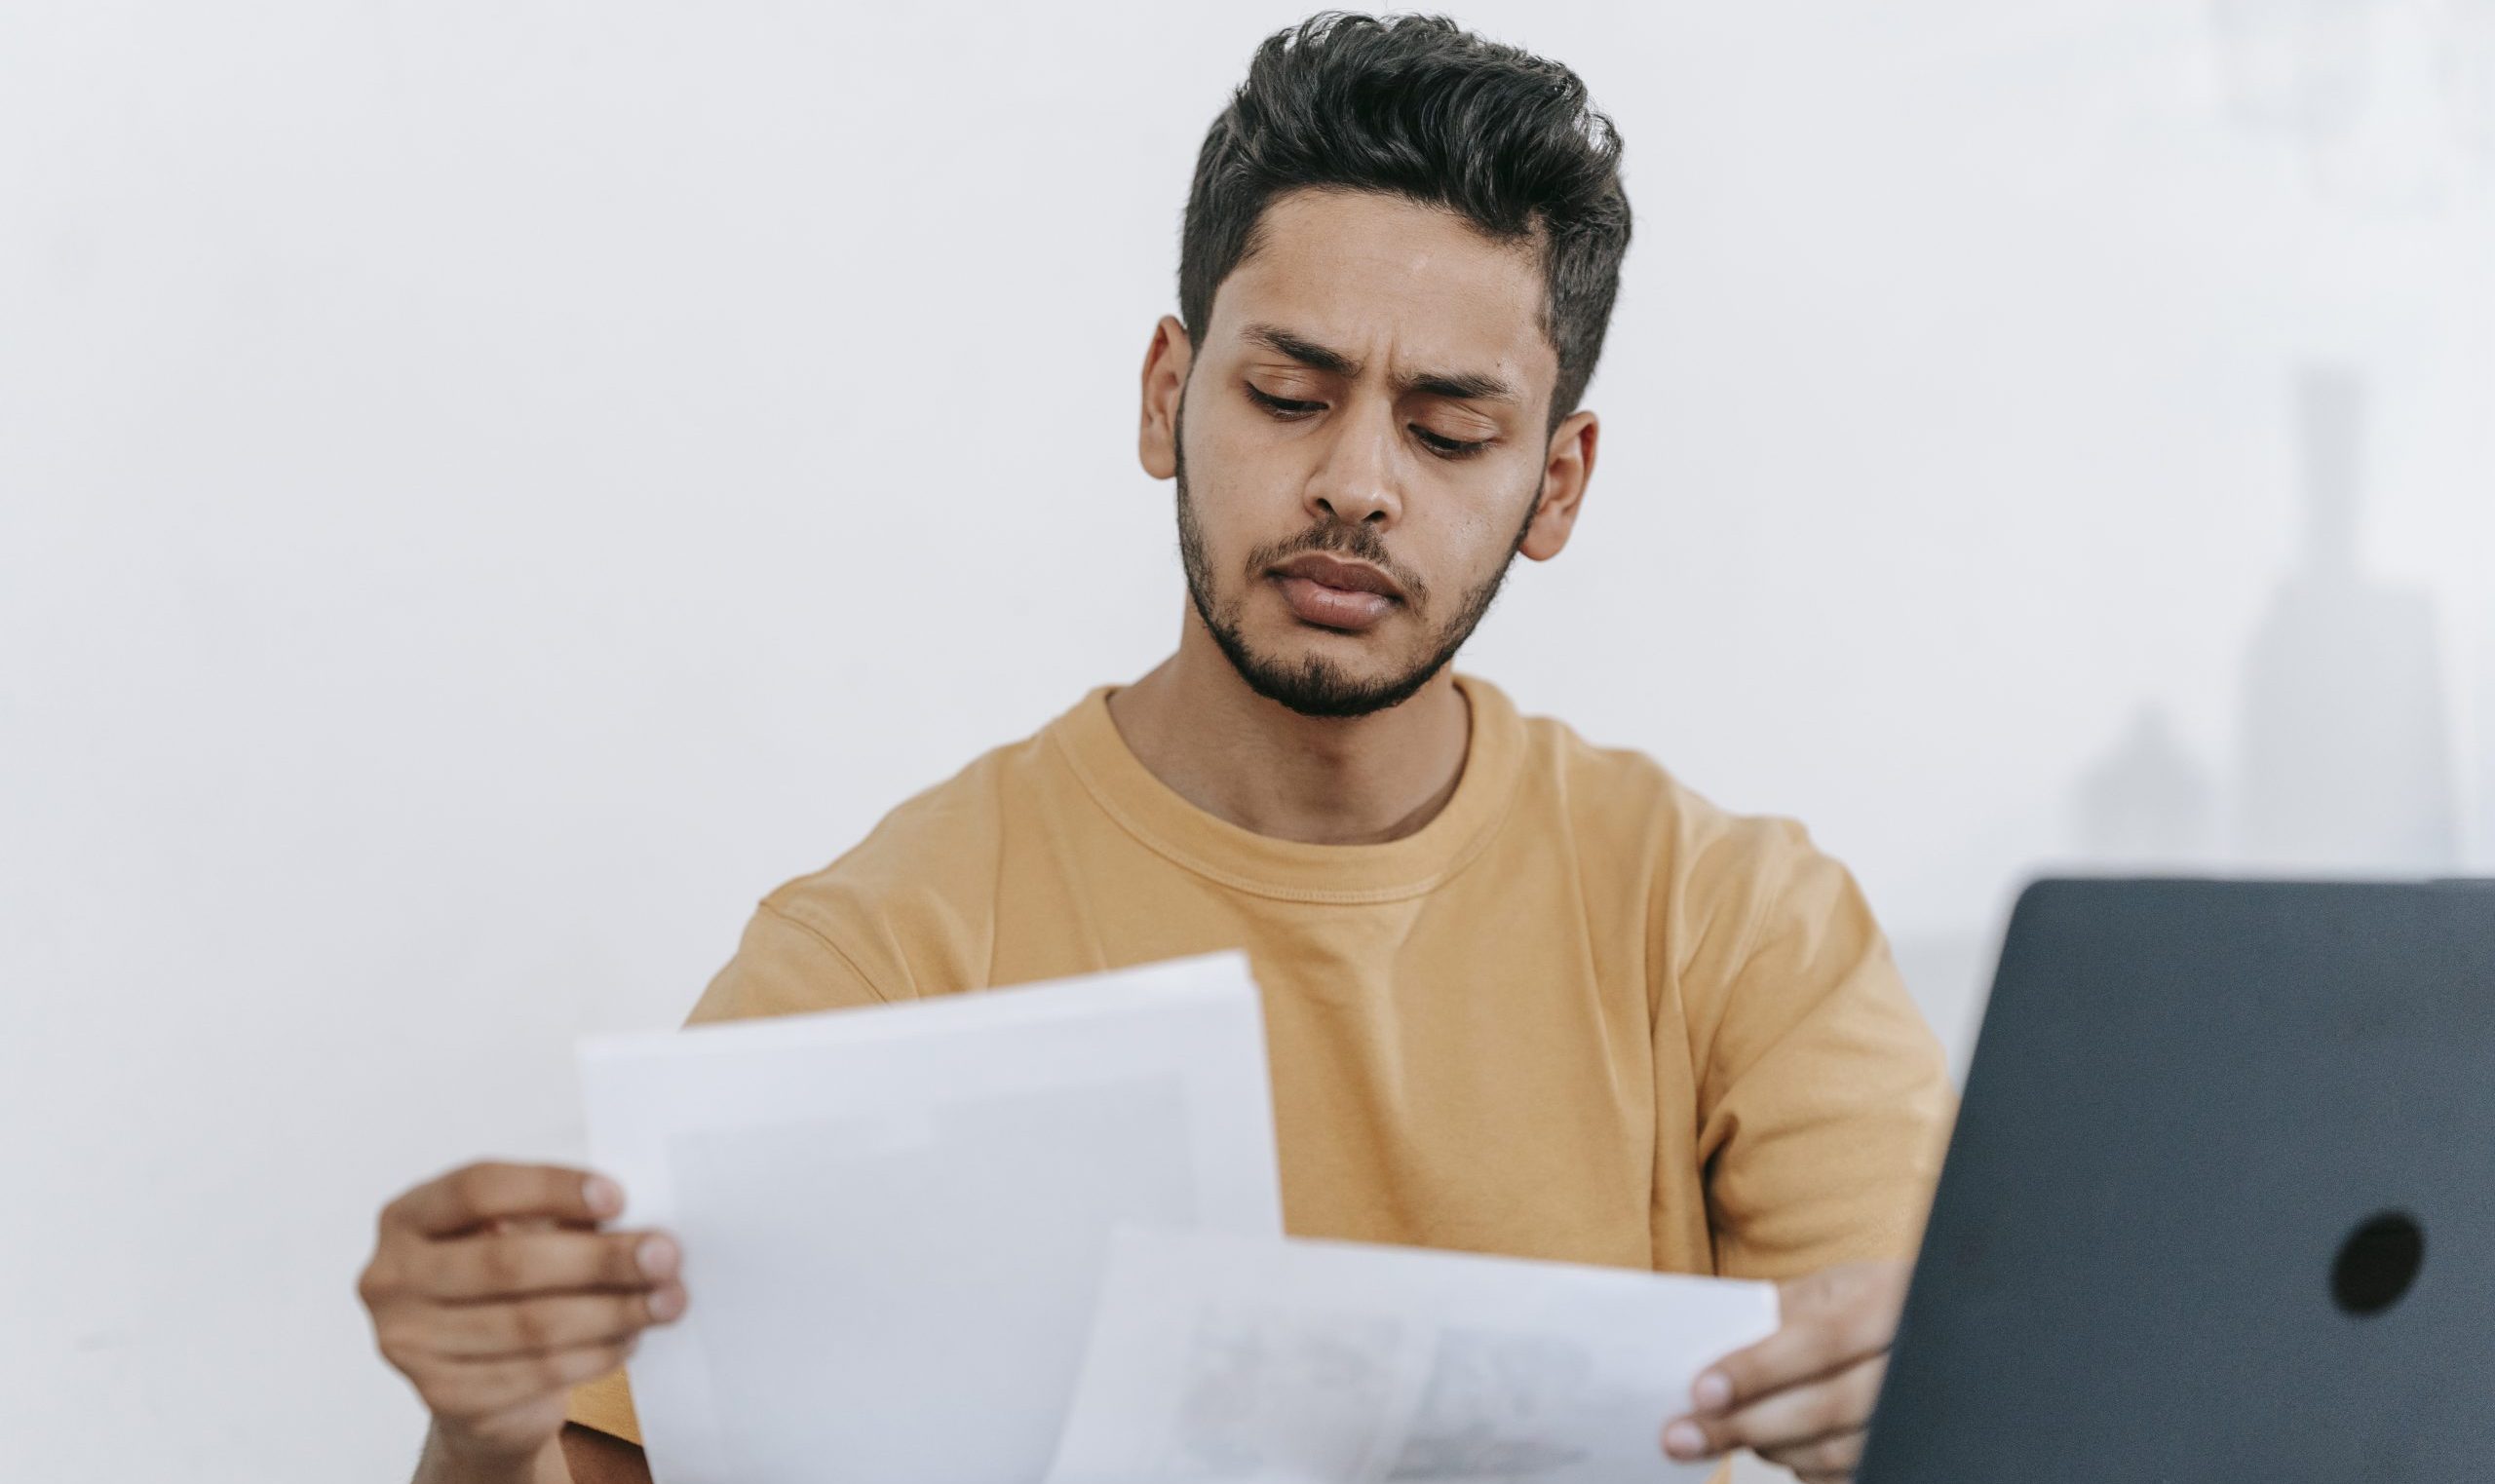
[1210,189,1555,381]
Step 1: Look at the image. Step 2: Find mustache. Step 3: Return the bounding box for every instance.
[1243,521,1432,609]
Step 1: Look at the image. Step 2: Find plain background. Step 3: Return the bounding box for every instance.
[4,2,2491,1479]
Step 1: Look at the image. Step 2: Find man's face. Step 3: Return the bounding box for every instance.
[1168,188,1567,718]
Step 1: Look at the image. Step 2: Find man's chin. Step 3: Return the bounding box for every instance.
[1220,633,1444,720]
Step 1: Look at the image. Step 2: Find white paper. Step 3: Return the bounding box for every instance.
[578,951,1285,1484]
[1044,1228,1780,1484]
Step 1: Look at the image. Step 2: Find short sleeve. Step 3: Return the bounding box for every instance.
[1682,819,1958,1280]
[564,1366,643,1446]
[682,896,897,1024]
[563,896,899,1443]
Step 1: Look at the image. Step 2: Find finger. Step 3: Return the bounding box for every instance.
[1690,1272,1896,1417]
[1670,1352,1885,1461]
[418,1285,688,1359]
[387,1162,625,1237]
[411,1228,677,1301]
[1759,1425,1867,1481]
[1660,1415,1721,1464]
[481,1215,570,1236]
[1734,1351,1885,1452]
[425,1337,639,1423]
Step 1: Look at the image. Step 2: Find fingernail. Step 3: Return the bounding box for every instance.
[648,1285,685,1321]
[1693,1369,1732,1412]
[637,1235,678,1278]
[584,1175,623,1217]
[1663,1421,1708,1460]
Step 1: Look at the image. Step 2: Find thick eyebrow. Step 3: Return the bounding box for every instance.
[1241,321,1521,405]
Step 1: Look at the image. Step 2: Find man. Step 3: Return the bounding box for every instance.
[357,14,1954,1484]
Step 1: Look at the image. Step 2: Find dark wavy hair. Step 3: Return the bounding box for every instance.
[1179,12,1632,437]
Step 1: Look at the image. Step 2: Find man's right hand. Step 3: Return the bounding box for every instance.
[358,1161,687,1474]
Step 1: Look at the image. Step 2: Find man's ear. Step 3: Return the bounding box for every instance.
[1138,315,1194,480]
[1519,408,1598,561]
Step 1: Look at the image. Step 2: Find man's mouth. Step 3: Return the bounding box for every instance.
[1268,552,1403,631]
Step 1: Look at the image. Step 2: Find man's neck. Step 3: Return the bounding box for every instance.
[1104,618,1472,846]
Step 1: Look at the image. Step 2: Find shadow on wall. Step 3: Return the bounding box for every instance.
[1901,361,2485,1084]
[2079,364,2460,877]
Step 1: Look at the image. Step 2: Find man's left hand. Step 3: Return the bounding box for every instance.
[1659,1258,1910,1484]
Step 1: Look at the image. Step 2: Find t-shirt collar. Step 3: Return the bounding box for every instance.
[1049,671,1528,904]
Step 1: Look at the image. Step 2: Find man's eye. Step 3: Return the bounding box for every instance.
[1248,383,1487,460]
[1412,427,1491,460]
[1246,384,1323,417]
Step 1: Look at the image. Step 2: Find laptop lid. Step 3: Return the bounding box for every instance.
[1858,878,2495,1481]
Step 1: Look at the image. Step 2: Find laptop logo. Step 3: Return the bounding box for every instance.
[2330,1210,2425,1316]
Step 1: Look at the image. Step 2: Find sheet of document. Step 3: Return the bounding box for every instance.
[577,951,1284,1484]
[1044,1228,1781,1484]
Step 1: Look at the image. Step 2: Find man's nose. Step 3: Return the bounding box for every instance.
[1302,400,1403,530]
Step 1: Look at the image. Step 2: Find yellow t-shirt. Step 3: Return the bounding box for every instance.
[569,672,1956,1448]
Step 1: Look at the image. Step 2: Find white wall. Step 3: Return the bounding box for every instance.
[4,2,2488,1479]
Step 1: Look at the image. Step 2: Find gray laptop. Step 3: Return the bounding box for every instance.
[1858,878,2495,1481]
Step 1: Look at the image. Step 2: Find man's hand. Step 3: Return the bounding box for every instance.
[1659,1258,1910,1484]
[358,1161,687,1473]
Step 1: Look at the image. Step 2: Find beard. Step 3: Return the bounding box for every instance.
[1171,395,1541,719]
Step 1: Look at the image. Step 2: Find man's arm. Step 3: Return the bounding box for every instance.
[1658,816,1956,1482]
[1683,820,1955,1277]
